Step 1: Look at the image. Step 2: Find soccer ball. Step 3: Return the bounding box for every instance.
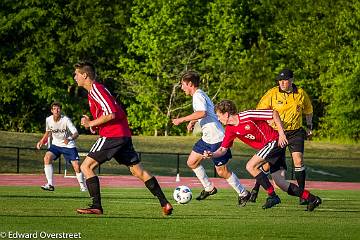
[173,185,192,204]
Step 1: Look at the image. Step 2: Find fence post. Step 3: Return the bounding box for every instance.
[58,156,61,174]
[16,147,20,173]
[290,157,294,180]
[176,153,180,182]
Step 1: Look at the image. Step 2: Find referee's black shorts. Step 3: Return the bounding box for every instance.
[285,128,306,153]
[88,137,140,166]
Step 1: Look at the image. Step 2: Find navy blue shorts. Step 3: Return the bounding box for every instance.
[192,139,232,166]
[48,145,80,163]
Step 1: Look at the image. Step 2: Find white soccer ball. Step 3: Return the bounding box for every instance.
[173,185,192,204]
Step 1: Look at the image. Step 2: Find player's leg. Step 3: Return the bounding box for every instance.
[287,128,307,204]
[189,139,217,200]
[117,137,172,215]
[249,163,270,203]
[216,164,250,206]
[271,170,322,211]
[247,141,282,209]
[76,156,103,214]
[188,151,217,200]
[70,160,87,191]
[129,162,173,215]
[41,147,58,191]
[64,147,87,191]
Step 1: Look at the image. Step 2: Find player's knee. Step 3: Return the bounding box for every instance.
[187,159,197,169]
[245,162,253,173]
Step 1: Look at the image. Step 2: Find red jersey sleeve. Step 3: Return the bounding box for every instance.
[238,110,273,121]
[90,83,126,119]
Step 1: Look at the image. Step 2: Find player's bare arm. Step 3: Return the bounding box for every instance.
[81,113,115,129]
[63,132,79,145]
[272,110,288,148]
[305,113,313,138]
[172,111,206,126]
[36,131,50,149]
[203,146,228,159]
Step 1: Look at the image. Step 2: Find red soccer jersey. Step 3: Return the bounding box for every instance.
[88,82,131,138]
[221,110,279,150]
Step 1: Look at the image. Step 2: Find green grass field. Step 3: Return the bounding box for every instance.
[1,186,360,240]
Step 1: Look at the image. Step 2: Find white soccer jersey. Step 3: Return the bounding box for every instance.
[45,115,77,148]
[192,89,224,144]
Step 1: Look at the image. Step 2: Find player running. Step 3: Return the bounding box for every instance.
[73,61,172,215]
[172,71,250,206]
[203,100,322,211]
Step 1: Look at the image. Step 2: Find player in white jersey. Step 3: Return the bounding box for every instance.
[172,71,250,206]
[36,102,87,192]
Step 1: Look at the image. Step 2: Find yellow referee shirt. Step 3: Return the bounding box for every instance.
[256,85,313,131]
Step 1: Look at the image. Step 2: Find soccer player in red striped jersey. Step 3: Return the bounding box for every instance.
[73,61,173,215]
[203,100,322,211]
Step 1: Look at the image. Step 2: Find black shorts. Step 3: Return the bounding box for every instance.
[269,153,287,173]
[285,128,306,153]
[256,140,286,167]
[87,137,140,166]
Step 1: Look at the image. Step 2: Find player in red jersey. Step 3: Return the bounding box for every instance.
[73,61,172,216]
[203,100,321,211]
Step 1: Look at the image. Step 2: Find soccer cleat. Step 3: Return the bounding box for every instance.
[238,190,251,207]
[196,187,218,201]
[41,184,55,191]
[262,195,281,209]
[162,202,173,216]
[80,186,88,192]
[307,196,322,212]
[299,198,309,205]
[76,205,103,215]
[249,189,259,203]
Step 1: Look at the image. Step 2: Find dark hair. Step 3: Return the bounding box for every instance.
[215,100,237,115]
[74,61,96,80]
[51,102,62,109]
[180,70,200,87]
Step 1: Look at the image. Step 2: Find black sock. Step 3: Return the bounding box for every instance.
[145,177,168,206]
[252,181,261,192]
[295,169,306,190]
[287,183,316,202]
[86,176,102,208]
[255,172,275,196]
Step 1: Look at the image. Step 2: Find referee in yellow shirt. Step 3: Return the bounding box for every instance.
[249,68,313,205]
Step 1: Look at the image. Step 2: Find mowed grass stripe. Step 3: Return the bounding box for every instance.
[1,186,360,239]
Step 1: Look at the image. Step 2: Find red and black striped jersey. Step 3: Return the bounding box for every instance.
[221,110,279,150]
[88,82,131,138]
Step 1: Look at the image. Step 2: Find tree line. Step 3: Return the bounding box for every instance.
[0,0,359,141]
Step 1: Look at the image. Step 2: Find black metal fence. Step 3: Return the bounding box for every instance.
[0,146,284,179]
[1,145,360,181]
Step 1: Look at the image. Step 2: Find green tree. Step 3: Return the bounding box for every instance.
[119,0,208,135]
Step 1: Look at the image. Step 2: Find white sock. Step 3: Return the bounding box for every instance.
[44,164,53,186]
[192,165,213,191]
[226,172,246,196]
[76,172,86,188]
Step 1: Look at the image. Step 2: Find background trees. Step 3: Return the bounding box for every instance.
[0,0,359,141]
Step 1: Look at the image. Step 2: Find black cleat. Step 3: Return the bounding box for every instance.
[238,190,251,207]
[262,195,281,209]
[299,198,309,205]
[196,187,217,200]
[249,189,258,203]
[307,196,322,212]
